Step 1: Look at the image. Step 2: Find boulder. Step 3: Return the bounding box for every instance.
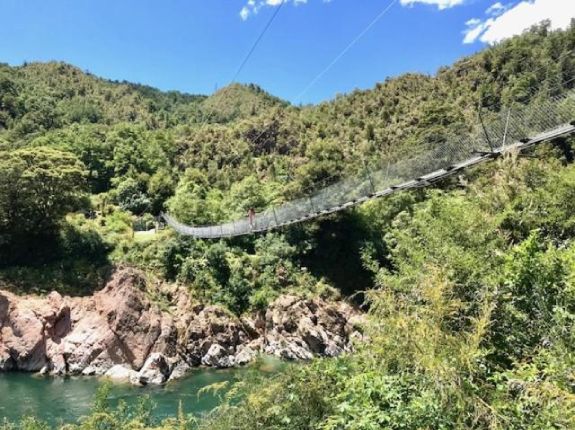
[136,353,171,385]
[235,346,257,366]
[0,346,13,371]
[104,364,139,382]
[168,360,192,382]
[96,269,164,370]
[1,298,48,371]
[180,306,246,368]
[265,339,314,361]
[202,344,235,368]
[261,295,359,361]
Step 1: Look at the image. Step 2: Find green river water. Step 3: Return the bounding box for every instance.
[0,358,282,425]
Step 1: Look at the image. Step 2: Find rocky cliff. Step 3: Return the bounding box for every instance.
[0,268,362,385]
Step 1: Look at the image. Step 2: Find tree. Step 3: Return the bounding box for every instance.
[148,168,176,214]
[30,125,115,193]
[0,147,87,265]
[115,177,151,215]
[167,168,224,225]
[296,138,345,192]
[0,73,20,129]
[224,176,267,218]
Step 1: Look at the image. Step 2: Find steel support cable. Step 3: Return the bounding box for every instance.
[231,1,286,84]
[174,2,287,172]
[238,0,401,158]
[231,61,575,222]
[223,2,292,165]
[294,0,398,103]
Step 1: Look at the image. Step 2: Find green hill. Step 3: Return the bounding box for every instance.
[201,82,288,122]
[0,61,206,138]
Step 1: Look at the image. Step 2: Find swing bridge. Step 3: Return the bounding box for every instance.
[162,89,575,239]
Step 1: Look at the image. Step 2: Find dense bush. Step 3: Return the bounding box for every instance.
[0,147,88,266]
[195,151,575,429]
[121,232,329,314]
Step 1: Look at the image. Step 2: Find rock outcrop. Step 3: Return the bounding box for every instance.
[263,295,360,360]
[0,268,362,385]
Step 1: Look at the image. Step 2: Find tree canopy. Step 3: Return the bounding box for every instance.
[0,147,86,265]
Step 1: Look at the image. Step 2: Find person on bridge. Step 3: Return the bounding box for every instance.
[248,207,256,230]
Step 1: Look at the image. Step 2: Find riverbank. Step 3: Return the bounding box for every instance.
[0,267,363,385]
[0,356,283,425]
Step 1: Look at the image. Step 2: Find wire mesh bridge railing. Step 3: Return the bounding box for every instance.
[163,89,575,239]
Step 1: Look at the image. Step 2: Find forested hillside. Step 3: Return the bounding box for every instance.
[2,22,575,429]
[1,22,574,298]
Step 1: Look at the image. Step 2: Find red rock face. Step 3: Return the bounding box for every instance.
[0,268,362,384]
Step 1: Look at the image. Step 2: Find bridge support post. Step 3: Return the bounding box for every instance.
[383,162,391,187]
[272,207,279,226]
[309,196,316,213]
[478,104,495,152]
[502,107,511,149]
[363,161,376,195]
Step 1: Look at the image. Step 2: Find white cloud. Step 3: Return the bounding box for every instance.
[463,19,490,44]
[399,0,465,10]
[464,0,575,45]
[485,2,505,16]
[240,0,327,21]
[240,6,250,20]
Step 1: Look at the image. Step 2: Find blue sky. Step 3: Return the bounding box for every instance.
[0,0,573,104]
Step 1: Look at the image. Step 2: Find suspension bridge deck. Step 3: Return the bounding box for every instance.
[163,92,575,239]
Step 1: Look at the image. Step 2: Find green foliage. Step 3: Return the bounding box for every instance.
[120,232,319,315]
[148,168,176,214]
[296,138,345,192]
[60,216,111,262]
[492,232,575,364]
[200,83,287,123]
[196,151,575,429]
[0,417,51,430]
[116,177,151,215]
[167,168,224,225]
[0,146,87,265]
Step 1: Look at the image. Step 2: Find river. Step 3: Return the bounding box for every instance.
[0,358,283,426]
